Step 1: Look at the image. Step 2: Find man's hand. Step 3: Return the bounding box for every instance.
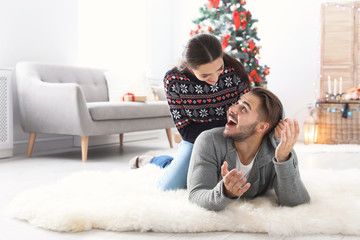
[275,119,299,162]
[221,161,251,198]
[275,119,289,139]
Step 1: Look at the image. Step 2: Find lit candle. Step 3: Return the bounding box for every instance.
[328,76,331,94]
[334,78,337,95]
[339,77,342,94]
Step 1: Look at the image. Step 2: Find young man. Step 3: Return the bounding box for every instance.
[187,87,310,211]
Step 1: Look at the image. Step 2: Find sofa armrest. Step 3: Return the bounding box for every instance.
[18,79,93,136]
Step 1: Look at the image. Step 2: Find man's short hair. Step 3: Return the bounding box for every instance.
[250,87,283,134]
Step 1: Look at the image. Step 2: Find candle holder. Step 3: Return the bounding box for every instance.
[325,93,335,101]
[336,93,344,101]
[304,105,318,144]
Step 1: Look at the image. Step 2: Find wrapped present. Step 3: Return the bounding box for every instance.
[121,93,147,102]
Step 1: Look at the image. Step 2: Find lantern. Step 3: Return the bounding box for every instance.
[303,115,318,144]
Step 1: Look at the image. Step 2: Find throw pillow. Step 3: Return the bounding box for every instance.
[105,71,155,102]
[150,83,167,101]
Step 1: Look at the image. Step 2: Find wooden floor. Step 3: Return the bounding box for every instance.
[0,133,359,240]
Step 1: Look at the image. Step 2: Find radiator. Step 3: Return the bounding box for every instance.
[0,68,13,158]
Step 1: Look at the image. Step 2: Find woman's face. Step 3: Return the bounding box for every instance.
[190,57,224,85]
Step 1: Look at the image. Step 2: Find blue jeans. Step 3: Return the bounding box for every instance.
[150,140,194,191]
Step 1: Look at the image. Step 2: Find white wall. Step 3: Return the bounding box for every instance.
[146,0,204,80]
[0,0,78,67]
[146,0,175,81]
[78,0,146,71]
[245,1,323,139]
[76,0,203,81]
[0,0,79,153]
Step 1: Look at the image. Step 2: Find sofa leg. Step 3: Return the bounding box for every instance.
[165,128,173,148]
[81,136,89,163]
[27,133,37,157]
[119,133,124,145]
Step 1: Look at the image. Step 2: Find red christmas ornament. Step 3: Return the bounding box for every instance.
[247,10,252,19]
[250,69,261,84]
[190,25,201,36]
[264,67,270,76]
[207,0,220,9]
[250,70,257,77]
[221,34,231,50]
[248,40,256,51]
[233,11,241,30]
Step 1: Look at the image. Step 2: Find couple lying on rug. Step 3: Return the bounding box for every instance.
[130,87,311,211]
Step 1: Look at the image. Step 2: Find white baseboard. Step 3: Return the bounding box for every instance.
[73,130,161,147]
[13,130,162,156]
[0,148,13,159]
[13,136,74,155]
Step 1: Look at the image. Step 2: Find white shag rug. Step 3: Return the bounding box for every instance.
[293,143,360,153]
[5,165,360,237]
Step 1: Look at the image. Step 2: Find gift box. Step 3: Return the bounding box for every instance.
[121,93,147,102]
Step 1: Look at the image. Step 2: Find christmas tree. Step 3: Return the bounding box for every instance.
[190,0,269,87]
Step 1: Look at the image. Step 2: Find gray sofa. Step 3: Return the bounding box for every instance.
[15,62,174,162]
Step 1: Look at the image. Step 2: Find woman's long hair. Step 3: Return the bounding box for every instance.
[175,33,250,87]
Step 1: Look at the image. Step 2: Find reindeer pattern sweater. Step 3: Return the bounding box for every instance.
[163,66,249,143]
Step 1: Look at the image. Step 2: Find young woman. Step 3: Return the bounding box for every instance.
[130,33,251,191]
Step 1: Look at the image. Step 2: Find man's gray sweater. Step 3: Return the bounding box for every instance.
[187,127,311,211]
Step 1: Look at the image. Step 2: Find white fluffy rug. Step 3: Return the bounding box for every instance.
[294,143,360,153]
[5,165,360,236]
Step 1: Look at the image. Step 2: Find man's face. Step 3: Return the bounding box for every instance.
[223,93,262,141]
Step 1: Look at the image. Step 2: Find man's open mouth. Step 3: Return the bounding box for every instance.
[226,118,237,126]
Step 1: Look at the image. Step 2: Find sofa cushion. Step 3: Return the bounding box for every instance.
[104,71,155,102]
[87,101,171,121]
